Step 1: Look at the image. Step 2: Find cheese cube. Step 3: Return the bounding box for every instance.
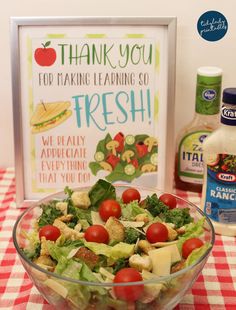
[148,247,171,276]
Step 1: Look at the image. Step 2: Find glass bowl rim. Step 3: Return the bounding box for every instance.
[13,184,215,287]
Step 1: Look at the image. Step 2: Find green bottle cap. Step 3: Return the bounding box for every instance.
[195,67,222,115]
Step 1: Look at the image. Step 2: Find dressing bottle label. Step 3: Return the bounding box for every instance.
[178,131,210,184]
[204,153,236,223]
[196,74,222,115]
[196,84,221,115]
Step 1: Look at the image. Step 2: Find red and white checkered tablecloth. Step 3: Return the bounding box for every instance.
[0,168,236,310]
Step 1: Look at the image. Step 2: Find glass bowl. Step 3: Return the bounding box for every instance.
[13,185,215,310]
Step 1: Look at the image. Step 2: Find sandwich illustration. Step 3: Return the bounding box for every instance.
[30,101,72,133]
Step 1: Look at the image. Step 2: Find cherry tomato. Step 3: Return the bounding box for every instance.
[39,225,61,241]
[84,225,109,244]
[159,193,177,209]
[113,268,144,301]
[146,222,168,243]
[182,237,204,259]
[99,199,121,221]
[122,188,141,204]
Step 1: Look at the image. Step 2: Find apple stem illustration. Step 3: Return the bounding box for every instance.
[42,41,51,49]
[41,100,47,111]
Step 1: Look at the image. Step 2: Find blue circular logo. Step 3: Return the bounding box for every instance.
[197,11,228,42]
[202,89,216,101]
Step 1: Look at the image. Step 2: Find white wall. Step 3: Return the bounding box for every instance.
[1,0,235,167]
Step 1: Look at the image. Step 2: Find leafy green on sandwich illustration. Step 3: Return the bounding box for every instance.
[89,132,158,182]
[30,101,72,133]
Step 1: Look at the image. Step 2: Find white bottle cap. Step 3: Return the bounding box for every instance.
[197,66,222,77]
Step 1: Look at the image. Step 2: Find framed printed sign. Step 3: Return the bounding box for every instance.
[11,17,176,207]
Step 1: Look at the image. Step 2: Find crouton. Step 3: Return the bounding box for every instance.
[171,260,186,273]
[138,240,155,254]
[57,214,73,223]
[105,217,125,242]
[56,201,68,215]
[135,214,149,223]
[74,223,82,232]
[75,247,99,269]
[71,191,91,209]
[129,254,152,271]
[53,219,84,240]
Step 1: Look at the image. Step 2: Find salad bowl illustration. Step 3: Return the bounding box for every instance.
[89,132,158,183]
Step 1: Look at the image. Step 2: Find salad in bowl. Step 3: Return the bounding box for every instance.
[13,180,214,310]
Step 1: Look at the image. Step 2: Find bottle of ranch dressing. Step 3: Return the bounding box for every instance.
[201,88,236,236]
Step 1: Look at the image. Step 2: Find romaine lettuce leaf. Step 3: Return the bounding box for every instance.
[46,239,83,261]
[52,259,92,310]
[46,251,107,307]
[21,230,41,261]
[110,242,135,260]
[84,241,134,260]
[121,200,153,221]
[55,257,82,277]
[84,241,111,256]
[80,263,106,295]
[88,179,116,209]
[57,258,106,295]
[22,242,41,261]
[68,204,92,224]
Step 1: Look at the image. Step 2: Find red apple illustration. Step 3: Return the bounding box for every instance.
[34,41,56,66]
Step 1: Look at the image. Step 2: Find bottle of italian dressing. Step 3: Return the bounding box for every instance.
[201,88,236,236]
[175,67,222,192]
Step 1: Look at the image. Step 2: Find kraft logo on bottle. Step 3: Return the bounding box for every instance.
[217,173,236,182]
[222,106,236,120]
[202,89,217,101]
[221,104,236,126]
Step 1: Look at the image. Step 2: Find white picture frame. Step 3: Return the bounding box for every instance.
[11,16,177,207]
